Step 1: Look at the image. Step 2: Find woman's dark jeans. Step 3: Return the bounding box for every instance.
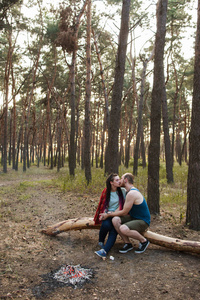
[99,217,117,253]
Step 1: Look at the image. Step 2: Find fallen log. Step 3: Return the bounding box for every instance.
[41,217,200,254]
[41,217,100,236]
[143,230,200,254]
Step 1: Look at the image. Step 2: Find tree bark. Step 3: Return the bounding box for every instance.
[92,29,110,129]
[45,46,57,170]
[11,65,16,169]
[84,0,92,184]
[69,0,87,176]
[3,29,12,173]
[125,47,138,169]
[15,124,23,171]
[171,61,185,166]
[57,105,62,172]
[162,81,174,183]
[147,0,168,214]
[23,46,41,172]
[133,50,154,176]
[186,0,200,230]
[140,128,146,168]
[107,0,131,174]
[92,29,110,170]
[69,51,76,176]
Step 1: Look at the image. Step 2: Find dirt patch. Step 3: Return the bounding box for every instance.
[0,172,200,300]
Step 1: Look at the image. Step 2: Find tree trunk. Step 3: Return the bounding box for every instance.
[92,29,110,170]
[176,94,182,165]
[11,65,16,170]
[186,0,200,230]
[69,52,76,176]
[95,102,100,168]
[43,115,47,166]
[92,29,110,129]
[176,133,182,165]
[41,217,200,254]
[171,61,185,166]
[75,91,81,168]
[183,102,188,163]
[57,108,62,172]
[124,42,138,168]
[15,125,23,171]
[134,50,154,176]
[81,135,84,170]
[100,117,106,169]
[8,112,12,165]
[140,128,146,168]
[23,116,28,172]
[162,80,174,182]
[47,90,54,168]
[84,0,92,184]
[147,0,168,214]
[23,44,41,171]
[68,1,87,176]
[3,30,13,173]
[125,50,137,169]
[171,85,178,166]
[107,0,131,174]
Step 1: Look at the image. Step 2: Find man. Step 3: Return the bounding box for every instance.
[100,173,150,254]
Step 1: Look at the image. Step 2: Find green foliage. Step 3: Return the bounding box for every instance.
[160,186,186,206]
[0,162,189,224]
[0,0,22,30]
[55,167,106,195]
[159,162,188,223]
[46,22,59,43]
[18,181,35,190]
[52,162,188,212]
[173,162,188,188]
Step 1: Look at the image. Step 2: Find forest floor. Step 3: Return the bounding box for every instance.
[0,166,200,300]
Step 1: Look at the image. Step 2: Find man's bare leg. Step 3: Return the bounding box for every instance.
[120,224,147,243]
[112,217,131,244]
[119,224,149,253]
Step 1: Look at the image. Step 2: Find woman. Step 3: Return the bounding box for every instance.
[93,173,126,258]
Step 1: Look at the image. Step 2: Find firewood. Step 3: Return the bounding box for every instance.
[41,217,200,254]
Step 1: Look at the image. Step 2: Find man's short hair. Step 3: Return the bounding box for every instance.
[124,173,134,184]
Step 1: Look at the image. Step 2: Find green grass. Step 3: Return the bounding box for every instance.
[0,161,189,222]
[55,167,106,195]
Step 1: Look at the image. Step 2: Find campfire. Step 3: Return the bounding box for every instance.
[32,264,94,298]
[53,264,93,287]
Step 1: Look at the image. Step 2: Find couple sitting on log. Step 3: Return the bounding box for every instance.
[41,174,200,254]
[94,172,151,259]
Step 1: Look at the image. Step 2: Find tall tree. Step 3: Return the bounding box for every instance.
[2,12,19,172]
[186,0,200,230]
[2,29,12,173]
[23,38,43,171]
[125,37,138,169]
[106,0,131,174]
[55,1,87,176]
[166,0,193,165]
[11,59,16,169]
[133,49,154,176]
[162,81,174,183]
[147,0,168,214]
[84,0,92,184]
[92,29,110,169]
